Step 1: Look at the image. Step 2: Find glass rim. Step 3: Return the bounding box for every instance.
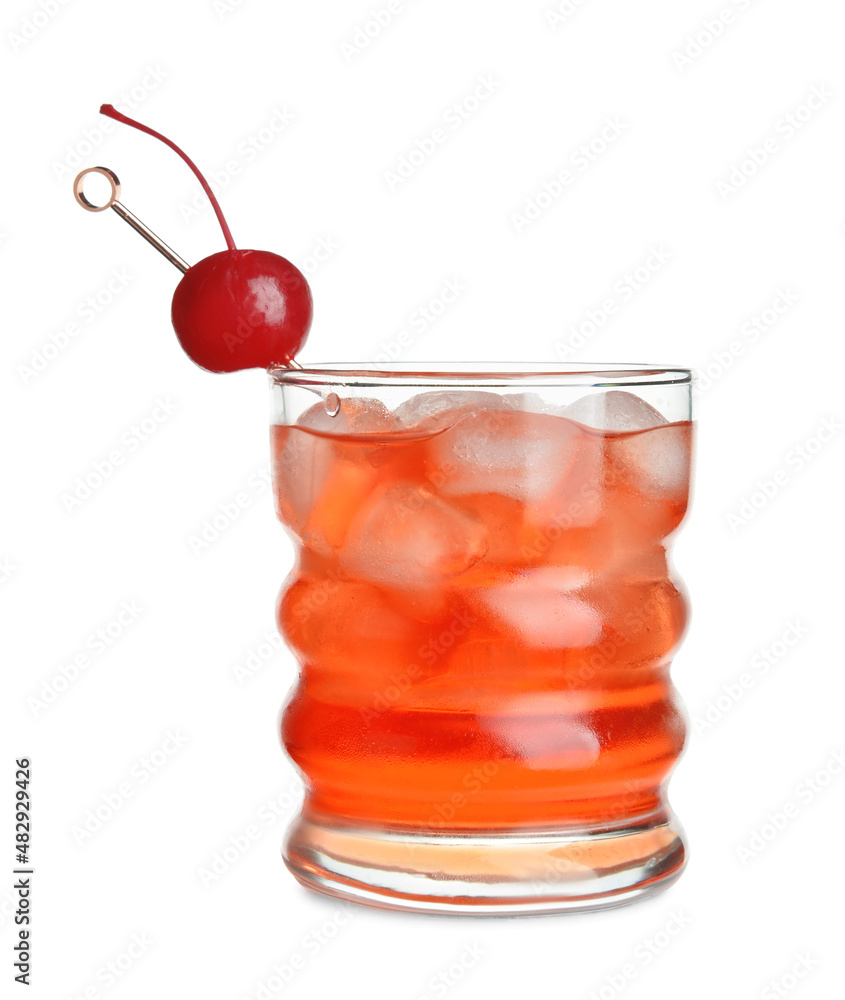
[268,361,693,389]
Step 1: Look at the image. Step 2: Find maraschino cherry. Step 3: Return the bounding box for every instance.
[100,105,312,372]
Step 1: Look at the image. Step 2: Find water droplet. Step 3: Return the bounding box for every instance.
[325,392,341,417]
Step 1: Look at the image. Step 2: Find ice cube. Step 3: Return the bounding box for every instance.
[299,395,397,435]
[272,397,399,547]
[578,575,687,664]
[610,423,691,498]
[564,391,667,432]
[471,567,602,648]
[427,408,584,504]
[395,390,509,430]
[483,701,601,765]
[271,425,332,539]
[279,574,428,700]
[280,574,417,659]
[497,391,557,415]
[340,480,487,589]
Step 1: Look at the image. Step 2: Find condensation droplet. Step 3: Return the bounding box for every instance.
[325,392,341,417]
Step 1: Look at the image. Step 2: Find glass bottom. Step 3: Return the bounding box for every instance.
[283,812,687,915]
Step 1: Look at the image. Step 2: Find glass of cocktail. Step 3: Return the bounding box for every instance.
[270,363,692,915]
[71,105,694,917]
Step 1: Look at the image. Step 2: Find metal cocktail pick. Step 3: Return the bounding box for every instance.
[73,166,189,274]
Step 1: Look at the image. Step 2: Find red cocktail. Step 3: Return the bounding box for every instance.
[271,364,692,914]
[71,110,693,915]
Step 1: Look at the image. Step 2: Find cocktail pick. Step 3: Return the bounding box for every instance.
[73,166,189,274]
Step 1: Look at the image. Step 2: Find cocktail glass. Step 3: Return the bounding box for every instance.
[269,363,692,915]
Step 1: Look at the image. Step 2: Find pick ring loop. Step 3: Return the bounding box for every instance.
[73,167,121,212]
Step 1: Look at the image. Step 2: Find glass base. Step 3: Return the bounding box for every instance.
[283,813,687,915]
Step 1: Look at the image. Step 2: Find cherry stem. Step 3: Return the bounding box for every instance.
[99,104,236,252]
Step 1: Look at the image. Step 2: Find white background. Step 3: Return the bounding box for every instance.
[3,1,844,998]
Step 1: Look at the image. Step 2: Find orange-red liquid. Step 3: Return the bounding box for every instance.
[273,405,691,832]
